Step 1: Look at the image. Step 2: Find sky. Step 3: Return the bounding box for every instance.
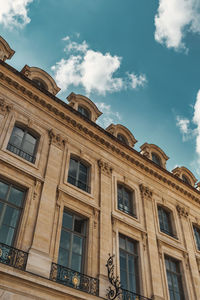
[1,0,200,181]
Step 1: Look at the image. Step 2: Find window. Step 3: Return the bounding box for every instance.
[58,211,86,272]
[32,78,48,90]
[118,185,135,217]
[0,179,25,246]
[78,105,91,119]
[193,225,200,251]
[119,234,139,294]
[117,133,128,145]
[152,152,162,166]
[182,175,191,185]
[158,206,175,238]
[7,125,38,163]
[68,157,90,192]
[165,256,185,300]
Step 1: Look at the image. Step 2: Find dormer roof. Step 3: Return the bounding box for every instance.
[172,166,197,187]
[0,36,15,61]
[106,124,137,148]
[140,143,169,168]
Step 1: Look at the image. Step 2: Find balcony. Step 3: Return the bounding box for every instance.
[122,289,152,300]
[7,143,36,163]
[50,263,99,296]
[0,242,28,271]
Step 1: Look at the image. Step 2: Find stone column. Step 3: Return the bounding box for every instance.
[140,184,164,300]
[176,204,200,300]
[98,159,113,298]
[26,129,66,278]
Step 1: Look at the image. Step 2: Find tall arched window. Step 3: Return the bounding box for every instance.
[152,152,162,166]
[67,157,90,193]
[7,125,39,163]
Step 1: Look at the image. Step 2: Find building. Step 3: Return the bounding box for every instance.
[0,35,200,300]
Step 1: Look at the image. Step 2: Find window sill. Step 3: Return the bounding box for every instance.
[60,183,95,203]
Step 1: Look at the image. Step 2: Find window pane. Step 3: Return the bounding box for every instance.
[72,235,83,255]
[62,212,73,230]
[22,140,36,155]
[3,206,19,228]
[74,218,84,234]
[0,181,9,200]
[58,247,69,267]
[165,257,184,300]
[0,224,15,245]
[68,159,78,179]
[59,230,71,249]
[9,127,24,147]
[71,253,82,272]
[8,187,24,207]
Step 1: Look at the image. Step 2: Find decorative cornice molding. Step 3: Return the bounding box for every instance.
[0,97,13,115]
[139,184,153,200]
[98,159,113,176]
[1,69,200,204]
[176,204,189,218]
[48,129,66,150]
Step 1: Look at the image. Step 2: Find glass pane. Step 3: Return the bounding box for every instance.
[8,187,24,207]
[120,250,126,270]
[9,127,24,147]
[62,212,73,230]
[22,140,36,155]
[3,206,19,227]
[120,270,127,289]
[72,235,83,255]
[68,159,78,180]
[0,181,9,200]
[58,247,69,267]
[0,224,15,245]
[74,219,84,234]
[119,235,126,249]
[127,239,134,253]
[59,230,71,249]
[71,253,82,272]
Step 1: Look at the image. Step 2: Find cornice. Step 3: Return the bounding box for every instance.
[0,66,200,205]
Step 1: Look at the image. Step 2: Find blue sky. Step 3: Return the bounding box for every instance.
[1,0,200,181]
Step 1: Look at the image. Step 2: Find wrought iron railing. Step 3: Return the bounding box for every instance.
[50,263,99,296]
[122,289,151,300]
[160,227,177,239]
[7,143,36,163]
[0,242,28,271]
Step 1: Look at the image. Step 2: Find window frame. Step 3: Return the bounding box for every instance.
[67,156,90,193]
[151,152,162,167]
[117,133,128,145]
[117,184,136,218]
[193,224,200,251]
[7,124,39,164]
[164,255,185,300]
[119,234,140,294]
[0,178,26,247]
[158,205,176,239]
[57,209,87,273]
[78,105,91,120]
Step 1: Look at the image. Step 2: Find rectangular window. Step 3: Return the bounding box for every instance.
[58,210,86,273]
[165,256,185,300]
[0,179,25,246]
[193,225,200,251]
[158,206,174,237]
[68,157,90,193]
[118,185,135,217]
[119,234,139,294]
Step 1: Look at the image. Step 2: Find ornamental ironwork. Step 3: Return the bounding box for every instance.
[50,263,99,296]
[106,254,122,299]
[0,242,28,270]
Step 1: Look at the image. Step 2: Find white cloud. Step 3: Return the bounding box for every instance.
[0,0,33,28]
[128,73,147,89]
[95,102,121,128]
[52,37,147,95]
[193,90,200,155]
[176,116,190,134]
[155,0,200,51]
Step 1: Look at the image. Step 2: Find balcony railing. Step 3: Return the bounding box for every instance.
[50,263,99,296]
[7,143,36,163]
[0,242,28,271]
[122,289,152,300]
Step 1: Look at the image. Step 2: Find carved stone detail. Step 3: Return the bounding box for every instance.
[142,232,148,251]
[196,257,200,273]
[183,252,189,269]
[176,204,189,218]
[98,159,113,176]
[49,129,66,150]
[0,98,13,115]
[139,184,153,200]
[33,180,41,201]
[93,208,99,229]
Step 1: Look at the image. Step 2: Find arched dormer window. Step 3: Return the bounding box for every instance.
[117,133,128,145]
[152,152,162,167]
[182,174,191,185]
[78,105,91,120]
[172,166,197,187]
[32,78,48,90]
[7,124,39,163]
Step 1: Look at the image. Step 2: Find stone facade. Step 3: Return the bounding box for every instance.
[0,37,200,300]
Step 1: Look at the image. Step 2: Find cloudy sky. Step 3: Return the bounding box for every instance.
[1,0,200,180]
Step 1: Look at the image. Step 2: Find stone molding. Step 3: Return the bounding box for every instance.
[176,204,189,218]
[0,97,13,115]
[48,129,66,150]
[139,184,153,200]
[1,69,200,204]
[98,159,113,176]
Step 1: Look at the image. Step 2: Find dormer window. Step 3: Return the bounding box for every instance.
[182,174,191,185]
[117,133,128,145]
[152,152,162,166]
[78,105,91,120]
[32,78,48,90]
